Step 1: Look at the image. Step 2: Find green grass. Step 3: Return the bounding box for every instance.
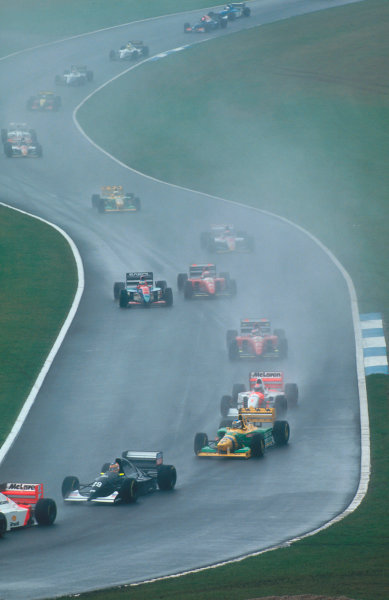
[0,0,214,57]
[0,206,77,446]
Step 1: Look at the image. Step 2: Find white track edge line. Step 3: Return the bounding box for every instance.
[0,202,84,465]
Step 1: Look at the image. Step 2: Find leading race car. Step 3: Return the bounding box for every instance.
[61,451,176,504]
[184,13,228,33]
[26,91,61,111]
[227,318,288,360]
[220,370,299,423]
[208,2,251,20]
[0,482,57,535]
[177,264,237,299]
[55,65,93,86]
[114,271,173,308]
[194,408,290,459]
[201,224,254,253]
[92,185,140,213]
[109,41,149,61]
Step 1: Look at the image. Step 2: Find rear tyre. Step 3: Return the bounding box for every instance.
[243,7,251,16]
[113,282,125,300]
[275,395,288,418]
[194,433,208,455]
[134,196,141,211]
[119,289,129,308]
[164,287,173,306]
[61,476,80,499]
[232,383,245,403]
[228,279,237,296]
[278,337,288,358]
[157,465,177,490]
[273,420,290,446]
[220,394,233,417]
[35,498,57,525]
[119,478,138,503]
[156,280,167,292]
[109,50,116,61]
[177,273,188,290]
[4,142,12,157]
[250,433,265,458]
[91,194,100,208]
[226,329,238,347]
[184,280,193,299]
[0,513,7,535]
[285,383,298,408]
[228,340,240,361]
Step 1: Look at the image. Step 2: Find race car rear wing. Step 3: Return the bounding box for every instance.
[125,271,153,287]
[240,407,276,425]
[249,371,284,391]
[102,185,123,194]
[121,451,163,475]
[189,263,216,278]
[240,318,271,335]
[0,482,44,505]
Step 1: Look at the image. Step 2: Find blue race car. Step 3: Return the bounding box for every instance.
[209,3,251,20]
[184,13,227,33]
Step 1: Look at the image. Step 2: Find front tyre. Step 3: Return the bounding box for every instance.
[273,420,290,446]
[61,476,80,499]
[35,498,57,525]
[119,478,138,503]
[250,433,265,458]
[157,465,177,490]
[194,433,208,455]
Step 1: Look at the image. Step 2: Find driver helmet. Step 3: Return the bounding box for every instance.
[254,383,264,393]
[109,462,120,473]
[232,419,242,429]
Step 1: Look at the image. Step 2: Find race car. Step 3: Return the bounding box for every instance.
[114,271,173,308]
[55,65,93,86]
[92,185,140,213]
[0,482,57,535]
[208,2,251,20]
[220,370,298,422]
[109,41,149,61]
[184,13,228,33]
[177,264,237,299]
[3,136,42,158]
[26,91,61,111]
[194,408,290,459]
[1,122,37,144]
[61,451,176,504]
[201,224,254,253]
[227,318,288,360]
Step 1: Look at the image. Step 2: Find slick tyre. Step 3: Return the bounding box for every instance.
[156,280,167,292]
[228,340,240,361]
[273,420,290,446]
[4,142,12,158]
[119,289,129,308]
[278,337,288,358]
[220,394,233,417]
[35,498,57,525]
[120,478,138,503]
[250,433,265,458]
[113,282,125,300]
[177,273,188,290]
[194,433,208,455]
[164,287,173,306]
[184,280,193,299]
[61,476,80,499]
[157,465,177,490]
[226,329,238,347]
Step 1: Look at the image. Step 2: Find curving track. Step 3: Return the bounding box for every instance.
[0,1,364,598]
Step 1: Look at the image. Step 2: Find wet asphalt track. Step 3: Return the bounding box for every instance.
[0,0,363,598]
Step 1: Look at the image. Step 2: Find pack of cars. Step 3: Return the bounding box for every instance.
[184,13,228,33]
[226,318,288,360]
[114,271,173,308]
[92,186,140,213]
[1,122,42,158]
[177,264,237,299]
[109,41,149,61]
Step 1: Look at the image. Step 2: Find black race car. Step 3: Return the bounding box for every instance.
[61,451,176,504]
[184,13,227,33]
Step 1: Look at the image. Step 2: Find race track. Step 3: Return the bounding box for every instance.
[0,1,363,598]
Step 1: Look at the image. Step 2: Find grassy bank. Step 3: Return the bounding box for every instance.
[0,206,77,447]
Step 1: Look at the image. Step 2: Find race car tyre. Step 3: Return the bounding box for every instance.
[177,273,188,290]
[226,329,238,347]
[119,478,138,503]
[228,340,240,361]
[278,337,288,358]
[36,143,43,157]
[30,129,37,142]
[243,7,251,16]
[157,465,177,490]
[87,70,94,81]
[194,432,208,455]
[275,395,288,418]
[228,11,236,20]
[285,383,298,407]
[164,287,173,306]
[184,22,190,32]
[228,279,237,296]
[219,418,233,428]
[35,498,57,526]
[134,196,141,211]
[220,394,233,417]
[109,50,116,61]
[119,289,129,308]
[250,433,265,457]
[0,512,7,535]
[100,463,110,473]
[220,18,228,28]
[184,280,193,299]
[232,383,245,403]
[1,129,7,143]
[61,476,80,498]
[156,280,167,292]
[91,194,100,208]
[273,420,290,446]
[4,142,12,158]
[113,282,125,300]
[98,199,106,214]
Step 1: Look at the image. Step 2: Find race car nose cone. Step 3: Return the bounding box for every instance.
[217,437,233,452]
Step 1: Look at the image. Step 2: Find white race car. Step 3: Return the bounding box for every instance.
[55,65,93,86]
[109,41,149,61]
[0,482,57,535]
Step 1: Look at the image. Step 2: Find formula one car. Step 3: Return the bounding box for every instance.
[208,2,251,20]
[61,451,176,504]
[92,186,140,213]
[109,41,149,61]
[177,264,237,299]
[1,122,37,144]
[220,370,298,422]
[0,482,57,535]
[55,65,93,86]
[26,91,61,111]
[194,408,289,459]
[201,225,254,253]
[114,271,173,308]
[227,318,288,360]
[3,136,42,158]
[184,13,228,33]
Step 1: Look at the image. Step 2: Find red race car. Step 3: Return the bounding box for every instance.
[227,318,288,360]
[0,482,57,535]
[177,264,237,299]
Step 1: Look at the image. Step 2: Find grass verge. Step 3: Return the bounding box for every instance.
[0,205,77,447]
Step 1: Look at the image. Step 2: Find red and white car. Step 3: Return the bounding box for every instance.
[220,370,298,423]
[177,264,237,299]
[0,482,57,535]
[227,318,288,360]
